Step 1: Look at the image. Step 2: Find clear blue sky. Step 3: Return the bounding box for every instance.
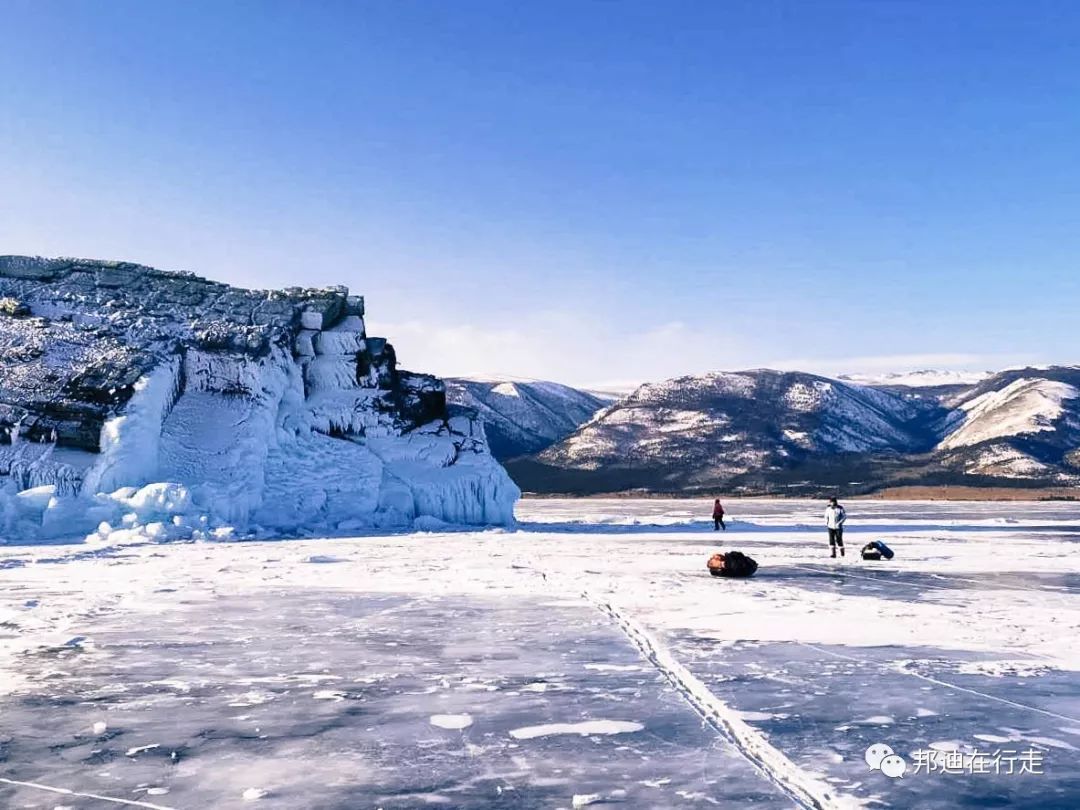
[2,1,1078,387]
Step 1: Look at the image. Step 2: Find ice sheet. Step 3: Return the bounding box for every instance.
[1,498,1078,808]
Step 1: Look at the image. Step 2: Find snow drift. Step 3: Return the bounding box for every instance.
[0,256,518,543]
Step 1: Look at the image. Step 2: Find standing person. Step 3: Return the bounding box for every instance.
[712,499,726,531]
[824,497,846,557]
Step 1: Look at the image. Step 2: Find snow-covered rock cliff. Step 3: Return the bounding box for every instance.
[0,256,518,542]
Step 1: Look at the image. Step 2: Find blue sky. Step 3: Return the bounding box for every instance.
[2,1,1078,387]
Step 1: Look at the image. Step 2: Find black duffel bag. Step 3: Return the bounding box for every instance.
[707,550,759,578]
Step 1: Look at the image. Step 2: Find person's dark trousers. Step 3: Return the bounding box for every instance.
[829,527,844,556]
[714,517,726,531]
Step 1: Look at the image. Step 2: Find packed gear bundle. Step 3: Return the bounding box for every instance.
[861,540,895,561]
[707,551,758,578]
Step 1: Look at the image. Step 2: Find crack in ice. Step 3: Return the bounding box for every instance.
[518,559,859,810]
[583,592,862,810]
[0,777,177,809]
[799,641,1080,725]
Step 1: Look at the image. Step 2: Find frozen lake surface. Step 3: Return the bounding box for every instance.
[2,498,1079,808]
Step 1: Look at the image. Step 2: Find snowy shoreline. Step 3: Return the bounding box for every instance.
[518,489,1080,501]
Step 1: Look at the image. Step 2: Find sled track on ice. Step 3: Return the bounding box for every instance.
[581,590,856,810]
[521,560,856,808]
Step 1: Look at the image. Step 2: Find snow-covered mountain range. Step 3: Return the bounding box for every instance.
[839,369,992,388]
[445,377,611,460]
[0,256,518,542]
[934,368,1080,480]
[506,367,1080,494]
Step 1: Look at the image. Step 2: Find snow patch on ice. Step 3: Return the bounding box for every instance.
[572,791,627,807]
[125,743,160,757]
[956,660,1052,678]
[508,720,644,740]
[735,710,779,722]
[928,740,963,752]
[855,715,895,726]
[429,714,474,730]
[583,663,642,673]
[1026,735,1078,751]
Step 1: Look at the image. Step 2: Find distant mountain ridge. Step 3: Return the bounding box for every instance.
[840,369,992,388]
[934,367,1080,480]
[504,366,1080,495]
[445,377,611,460]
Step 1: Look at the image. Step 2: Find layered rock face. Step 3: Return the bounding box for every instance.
[0,256,518,541]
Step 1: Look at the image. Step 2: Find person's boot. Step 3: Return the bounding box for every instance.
[840,547,845,557]
[831,549,836,558]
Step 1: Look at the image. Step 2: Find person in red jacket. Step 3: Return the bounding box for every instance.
[712,499,726,531]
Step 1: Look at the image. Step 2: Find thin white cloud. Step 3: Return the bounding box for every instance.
[367,311,749,389]
[368,311,1047,390]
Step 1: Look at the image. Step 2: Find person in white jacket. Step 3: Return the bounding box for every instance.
[824,497,847,558]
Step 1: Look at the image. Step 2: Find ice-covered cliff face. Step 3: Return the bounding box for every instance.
[0,256,519,542]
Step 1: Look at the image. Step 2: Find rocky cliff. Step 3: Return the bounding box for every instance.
[0,256,518,542]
